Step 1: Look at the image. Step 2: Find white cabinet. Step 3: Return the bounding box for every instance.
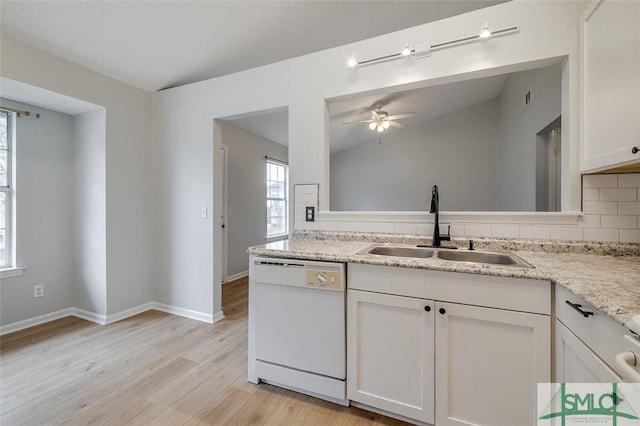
[347,290,434,424]
[347,264,551,425]
[555,285,631,383]
[435,302,550,426]
[581,0,640,172]
[555,319,620,383]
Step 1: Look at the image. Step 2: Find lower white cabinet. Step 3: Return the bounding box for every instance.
[347,290,435,423]
[347,271,551,426]
[555,319,621,383]
[435,301,550,426]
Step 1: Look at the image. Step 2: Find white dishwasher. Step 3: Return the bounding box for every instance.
[248,256,347,405]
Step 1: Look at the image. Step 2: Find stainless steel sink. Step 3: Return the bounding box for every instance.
[436,249,532,267]
[359,244,533,268]
[365,246,434,258]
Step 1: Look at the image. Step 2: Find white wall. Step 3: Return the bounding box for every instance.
[497,63,562,211]
[74,108,107,316]
[152,1,587,319]
[331,99,499,211]
[0,99,75,325]
[222,122,288,278]
[0,36,153,323]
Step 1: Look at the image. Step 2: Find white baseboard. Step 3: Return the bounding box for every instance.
[1,302,219,335]
[0,308,74,336]
[105,302,154,324]
[212,309,225,323]
[225,270,248,283]
[72,308,107,325]
[152,302,214,324]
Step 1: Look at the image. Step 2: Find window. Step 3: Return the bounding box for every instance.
[266,159,288,238]
[0,110,12,268]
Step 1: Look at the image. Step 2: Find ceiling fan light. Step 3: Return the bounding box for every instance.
[369,122,377,130]
[382,120,390,129]
[479,22,492,39]
[377,124,384,133]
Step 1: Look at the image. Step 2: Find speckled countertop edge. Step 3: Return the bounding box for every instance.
[292,230,640,256]
[248,233,640,328]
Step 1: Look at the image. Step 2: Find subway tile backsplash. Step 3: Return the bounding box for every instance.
[294,173,640,244]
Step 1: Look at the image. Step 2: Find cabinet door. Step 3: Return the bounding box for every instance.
[435,302,550,426]
[347,289,434,424]
[581,0,640,172]
[556,320,621,383]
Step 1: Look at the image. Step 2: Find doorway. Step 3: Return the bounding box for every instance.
[536,116,561,212]
[218,107,289,285]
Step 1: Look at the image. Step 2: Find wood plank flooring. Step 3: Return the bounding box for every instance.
[0,277,408,425]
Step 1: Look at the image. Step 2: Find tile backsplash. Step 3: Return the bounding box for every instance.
[294,173,640,244]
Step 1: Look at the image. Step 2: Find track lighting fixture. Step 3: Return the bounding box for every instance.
[346,23,518,69]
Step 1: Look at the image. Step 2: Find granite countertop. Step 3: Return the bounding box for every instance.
[248,233,640,329]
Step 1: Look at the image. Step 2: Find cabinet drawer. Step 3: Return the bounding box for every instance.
[556,285,628,373]
[349,263,550,314]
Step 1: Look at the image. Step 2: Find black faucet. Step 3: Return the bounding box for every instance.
[430,185,451,247]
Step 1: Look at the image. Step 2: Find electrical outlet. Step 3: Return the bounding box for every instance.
[201,207,207,219]
[34,285,44,298]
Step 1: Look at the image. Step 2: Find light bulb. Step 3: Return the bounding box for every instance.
[401,45,412,56]
[383,120,390,129]
[377,124,384,133]
[369,122,377,130]
[347,56,358,69]
[479,23,491,39]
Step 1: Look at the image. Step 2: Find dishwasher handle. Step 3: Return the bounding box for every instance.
[615,352,640,382]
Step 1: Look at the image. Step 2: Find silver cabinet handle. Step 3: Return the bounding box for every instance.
[615,352,640,382]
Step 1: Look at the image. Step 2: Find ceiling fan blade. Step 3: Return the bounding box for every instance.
[386,112,416,120]
[388,120,406,128]
[342,119,374,125]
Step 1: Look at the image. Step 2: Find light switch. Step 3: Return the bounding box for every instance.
[201,207,207,219]
[306,206,315,222]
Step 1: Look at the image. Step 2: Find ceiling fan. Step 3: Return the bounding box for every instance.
[343,106,416,133]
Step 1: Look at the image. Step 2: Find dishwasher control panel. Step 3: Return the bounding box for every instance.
[306,270,343,290]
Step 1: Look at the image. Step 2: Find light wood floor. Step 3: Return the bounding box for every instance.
[0,277,408,425]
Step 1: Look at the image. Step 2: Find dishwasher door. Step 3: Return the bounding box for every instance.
[253,258,346,380]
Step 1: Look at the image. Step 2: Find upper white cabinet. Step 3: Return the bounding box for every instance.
[581,0,640,172]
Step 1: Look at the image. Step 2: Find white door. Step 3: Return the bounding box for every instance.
[221,144,228,283]
[347,289,434,424]
[435,302,550,426]
[555,320,621,383]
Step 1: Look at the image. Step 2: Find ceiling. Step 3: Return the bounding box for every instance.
[328,73,509,153]
[0,77,100,115]
[228,72,509,153]
[0,1,507,93]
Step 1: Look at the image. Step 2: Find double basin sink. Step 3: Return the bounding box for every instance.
[359,244,533,268]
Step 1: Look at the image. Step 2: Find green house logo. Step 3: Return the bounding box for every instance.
[539,383,639,425]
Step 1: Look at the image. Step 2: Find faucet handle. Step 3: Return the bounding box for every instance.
[441,225,452,242]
